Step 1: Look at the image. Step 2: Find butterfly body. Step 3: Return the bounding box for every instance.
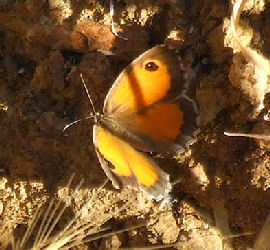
[92,45,199,201]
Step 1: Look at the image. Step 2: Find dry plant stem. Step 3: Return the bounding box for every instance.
[109,0,128,40]
[119,231,254,250]
[224,132,270,140]
[253,210,270,249]
[231,0,270,112]
[221,232,253,239]
[231,0,270,75]
[83,222,146,243]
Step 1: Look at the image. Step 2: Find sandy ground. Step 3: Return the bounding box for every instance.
[1,0,270,249]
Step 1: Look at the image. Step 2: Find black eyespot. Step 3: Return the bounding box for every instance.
[144,61,159,71]
[105,158,115,169]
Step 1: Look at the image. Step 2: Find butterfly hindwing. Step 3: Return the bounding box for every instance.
[93,125,171,201]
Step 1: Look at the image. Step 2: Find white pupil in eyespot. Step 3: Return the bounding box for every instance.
[145,62,159,71]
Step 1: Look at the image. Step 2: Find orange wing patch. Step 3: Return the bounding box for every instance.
[95,126,159,187]
[121,103,184,142]
[105,59,171,113]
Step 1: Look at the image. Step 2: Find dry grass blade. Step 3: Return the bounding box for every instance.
[32,174,76,248]
[12,175,142,250]
[59,191,134,250]
[34,199,68,249]
[12,205,44,250]
[45,180,109,249]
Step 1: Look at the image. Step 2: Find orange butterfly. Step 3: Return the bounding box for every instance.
[86,45,199,201]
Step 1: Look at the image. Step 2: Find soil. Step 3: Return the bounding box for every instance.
[0,0,270,249]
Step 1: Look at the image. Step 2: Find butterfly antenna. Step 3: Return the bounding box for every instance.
[63,74,97,132]
[63,118,84,132]
[80,73,98,123]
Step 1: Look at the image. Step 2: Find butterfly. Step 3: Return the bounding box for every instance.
[84,45,199,201]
